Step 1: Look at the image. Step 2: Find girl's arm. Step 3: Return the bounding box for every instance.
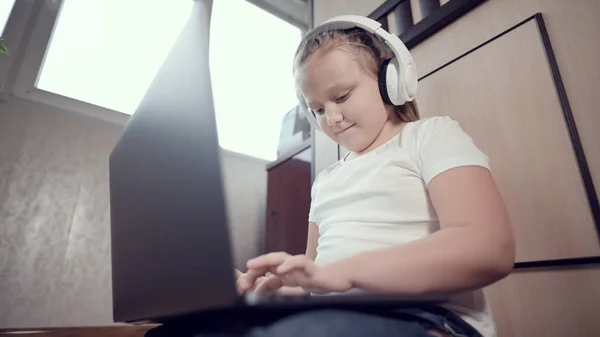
[336,166,515,294]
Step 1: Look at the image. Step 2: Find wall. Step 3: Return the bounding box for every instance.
[313,0,386,23]
[0,97,267,328]
[410,0,600,199]
[408,1,600,335]
[221,151,268,270]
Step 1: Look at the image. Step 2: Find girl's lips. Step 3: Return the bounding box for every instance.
[335,124,355,134]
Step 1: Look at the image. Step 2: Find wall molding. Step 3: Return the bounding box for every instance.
[369,0,489,48]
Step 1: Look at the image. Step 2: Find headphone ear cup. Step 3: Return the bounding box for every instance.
[404,63,418,101]
[301,106,321,131]
[378,58,394,105]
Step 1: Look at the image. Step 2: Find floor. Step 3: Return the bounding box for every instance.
[0,325,156,337]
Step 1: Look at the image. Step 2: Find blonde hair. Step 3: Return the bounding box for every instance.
[293,27,419,123]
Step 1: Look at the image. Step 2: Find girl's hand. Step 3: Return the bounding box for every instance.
[247,252,353,294]
[235,268,270,294]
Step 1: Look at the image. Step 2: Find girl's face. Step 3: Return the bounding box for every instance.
[297,48,395,154]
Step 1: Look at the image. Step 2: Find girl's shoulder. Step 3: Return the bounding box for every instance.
[404,116,462,139]
[403,116,489,184]
[401,116,472,151]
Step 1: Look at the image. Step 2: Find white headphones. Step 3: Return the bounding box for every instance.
[299,15,418,131]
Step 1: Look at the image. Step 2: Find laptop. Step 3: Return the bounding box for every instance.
[109,0,448,325]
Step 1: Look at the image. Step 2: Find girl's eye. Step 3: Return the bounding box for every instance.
[335,93,350,103]
[312,108,325,116]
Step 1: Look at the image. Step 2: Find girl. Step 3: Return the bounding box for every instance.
[237,14,515,337]
[150,14,514,337]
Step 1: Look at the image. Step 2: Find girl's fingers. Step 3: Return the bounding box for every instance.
[276,255,315,275]
[247,252,291,270]
[237,275,252,294]
[247,267,269,285]
[237,267,268,293]
[254,275,284,293]
[254,270,314,294]
[281,269,312,287]
[244,253,316,294]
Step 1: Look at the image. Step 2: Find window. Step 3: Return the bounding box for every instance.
[18,0,301,162]
[209,0,301,161]
[0,0,16,36]
[36,0,193,114]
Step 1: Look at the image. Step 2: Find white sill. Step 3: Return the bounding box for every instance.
[11,87,130,126]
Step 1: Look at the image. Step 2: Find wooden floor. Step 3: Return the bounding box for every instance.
[0,325,157,337]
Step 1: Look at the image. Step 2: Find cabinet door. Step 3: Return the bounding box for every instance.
[265,148,312,255]
[416,19,599,262]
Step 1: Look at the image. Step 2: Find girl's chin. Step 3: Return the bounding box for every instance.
[338,140,367,154]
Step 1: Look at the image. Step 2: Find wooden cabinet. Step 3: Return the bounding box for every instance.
[264,145,312,255]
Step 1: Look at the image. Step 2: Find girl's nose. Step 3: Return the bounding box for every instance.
[326,107,343,126]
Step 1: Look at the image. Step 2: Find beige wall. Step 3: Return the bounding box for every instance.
[0,97,267,328]
[221,151,268,270]
[408,1,600,334]
[411,0,600,198]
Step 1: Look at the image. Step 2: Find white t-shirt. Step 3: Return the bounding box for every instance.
[308,116,496,337]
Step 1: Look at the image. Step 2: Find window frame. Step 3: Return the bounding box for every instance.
[5,0,129,125]
[2,0,307,135]
[2,0,308,162]
[0,0,34,96]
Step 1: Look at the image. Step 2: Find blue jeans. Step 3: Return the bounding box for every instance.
[145,307,482,337]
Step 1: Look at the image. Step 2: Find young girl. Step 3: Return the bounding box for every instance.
[150,14,515,337]
[237,14,515,337]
